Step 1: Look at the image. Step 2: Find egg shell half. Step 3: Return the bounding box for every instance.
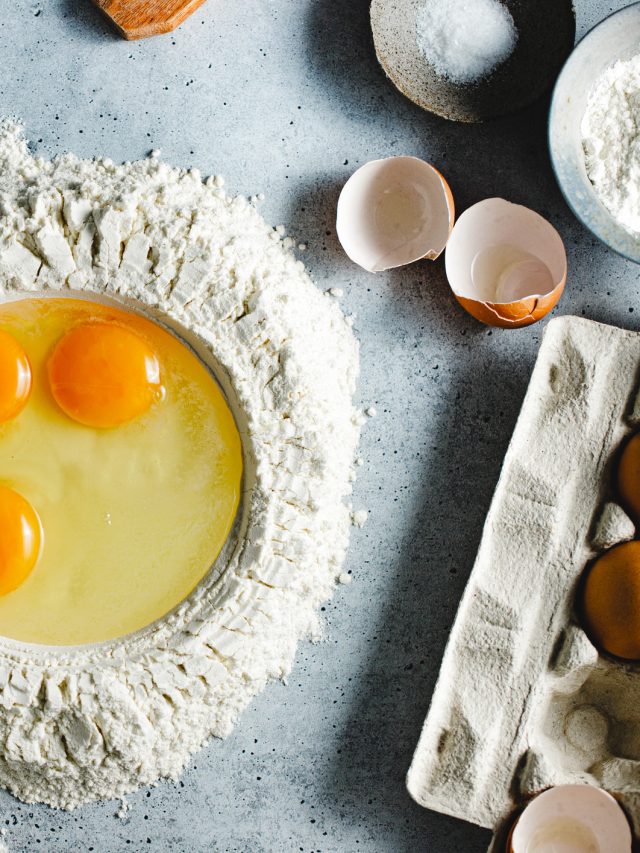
[510,785,632,853]
[445,198,567,328]
[336,156,454,272]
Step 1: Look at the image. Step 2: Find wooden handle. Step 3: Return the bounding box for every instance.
[92,0,208,40]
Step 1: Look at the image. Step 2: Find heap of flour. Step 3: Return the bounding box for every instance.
[0,121,363,808]
[582,54,640,235]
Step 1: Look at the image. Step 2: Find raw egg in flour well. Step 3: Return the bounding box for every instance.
[0,298,243,645]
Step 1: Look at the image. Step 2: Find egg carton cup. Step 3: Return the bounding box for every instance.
[407,316,640,841]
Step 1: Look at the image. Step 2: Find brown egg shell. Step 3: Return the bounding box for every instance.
[445,198,567,329]
[455,279,566,329]
[424,164,455,261]
[336,156,454,272]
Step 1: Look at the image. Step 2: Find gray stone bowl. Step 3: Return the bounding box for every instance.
[549,3,640,264]
[370,0,576,123]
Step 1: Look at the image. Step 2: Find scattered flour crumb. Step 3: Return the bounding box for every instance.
[329,287,344,297]
[116,798,130,820]
[338,573,352,585]
[352,510,369,528]
[365,406,377,417]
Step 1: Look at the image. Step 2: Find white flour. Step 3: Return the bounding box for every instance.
[0,121,363,808]
[582,54,640,235]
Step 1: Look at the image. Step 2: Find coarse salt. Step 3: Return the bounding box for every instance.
[416,0,517,85]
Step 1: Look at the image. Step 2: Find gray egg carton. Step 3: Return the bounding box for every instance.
[407,316,640,839]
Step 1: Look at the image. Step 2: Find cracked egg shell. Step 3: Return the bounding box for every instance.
[445,198,566,328]
[336,156,454,272]
[509,785,632,853]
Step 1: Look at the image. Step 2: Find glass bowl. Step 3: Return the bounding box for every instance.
[549,3,640,263]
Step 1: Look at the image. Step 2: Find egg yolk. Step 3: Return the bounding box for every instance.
[0,486,41,596]
[0,329,31,423]
[48,321,164,428]
[580,540,640,660]
[618,431,640,524]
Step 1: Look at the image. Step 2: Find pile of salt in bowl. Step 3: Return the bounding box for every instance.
[416,0,518,84]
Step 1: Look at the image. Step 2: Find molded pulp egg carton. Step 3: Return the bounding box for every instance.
[407,316,640,843]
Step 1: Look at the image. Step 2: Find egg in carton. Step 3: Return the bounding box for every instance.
[407,315,640,848]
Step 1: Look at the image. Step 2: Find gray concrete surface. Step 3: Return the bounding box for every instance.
[0,1,636,850]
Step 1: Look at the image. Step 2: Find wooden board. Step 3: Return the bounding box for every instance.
[92,0,208,40]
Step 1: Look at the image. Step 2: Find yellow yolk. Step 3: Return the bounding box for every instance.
[0,297,243,645]
[48,321,163,428]
[0,329,31,423]
[0,486,41,595]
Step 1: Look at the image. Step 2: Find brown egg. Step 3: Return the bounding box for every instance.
[618,432,640,524]
[581,540,640,660]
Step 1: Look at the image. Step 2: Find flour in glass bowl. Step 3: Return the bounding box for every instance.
[582,54,640,235]
[0,120,364,809]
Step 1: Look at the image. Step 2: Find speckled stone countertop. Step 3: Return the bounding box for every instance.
[0,1,636,851]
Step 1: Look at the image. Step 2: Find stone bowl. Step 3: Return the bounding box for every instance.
[370,0,576,122]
